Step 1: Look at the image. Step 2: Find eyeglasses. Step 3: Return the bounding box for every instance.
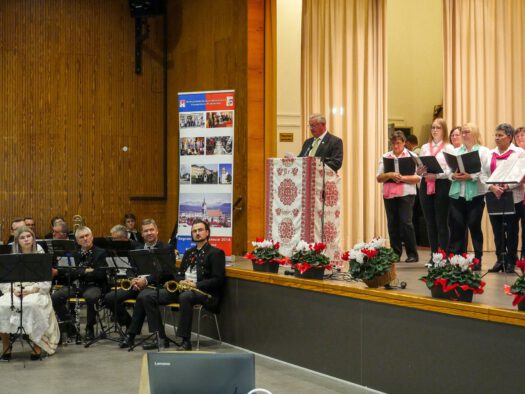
[431,126,442,130]
[461,130,471,135]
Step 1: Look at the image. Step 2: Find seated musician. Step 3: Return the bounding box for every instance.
[51,226,108,341]
[6,217,25,244]
[0,227,59,360]
[123,212,144,243]
[105,219,166,335]
[120,219,225,351]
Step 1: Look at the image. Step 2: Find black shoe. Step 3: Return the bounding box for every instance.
[405,256,419,263]
[1,352,12,361]
[488,261,504,273]
[85,326,95,341]
[30,353,41,361]
[119,334,135,349]
[176,340,192,351]
[504,265,515,273]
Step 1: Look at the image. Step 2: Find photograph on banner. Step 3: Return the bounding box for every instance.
[180,137,205,156]
[178,192,232,229]
[206,136,232,155]
[206,111,233,128]
[180,112,205,128]
[191,163,219,184]
[180,164,191,184]
[219,164,232,184]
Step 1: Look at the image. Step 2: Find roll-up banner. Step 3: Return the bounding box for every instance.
[176,90,235,256]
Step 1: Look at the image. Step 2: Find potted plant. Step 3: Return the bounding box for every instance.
[289,241,331,279]
[244,238,284,273]
[342,238,398,288]
[420,249,485,302]
[508,260,525,311]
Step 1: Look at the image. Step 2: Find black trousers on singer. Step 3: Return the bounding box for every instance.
[420,178,451,253]
[448,195,485,260]
[383,195,418,260]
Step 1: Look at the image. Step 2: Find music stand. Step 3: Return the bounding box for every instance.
[127,248,179,351]
[84,239,134,347]
[47,239,83,344]
[0,253,53,360]
[0,245,12,255]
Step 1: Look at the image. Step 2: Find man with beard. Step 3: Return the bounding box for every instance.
[120,219,225,351]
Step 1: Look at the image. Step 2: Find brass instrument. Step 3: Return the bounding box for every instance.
[72,214,84,231]
[164,280,211,298]
[120,278,133,291]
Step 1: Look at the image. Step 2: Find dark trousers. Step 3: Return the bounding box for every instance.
[384,195,418,259]
[104,288,140,328]
[128,288,178,338]
[520,211,525,259]
[488,201,522,267]
[448,195,485,259]
[52,286,102,327]
[176,291,210,340]
[420,178,451,253]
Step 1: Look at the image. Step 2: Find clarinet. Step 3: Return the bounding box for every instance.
[74,250,91,344]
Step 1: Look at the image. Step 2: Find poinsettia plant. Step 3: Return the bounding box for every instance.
[289,241,331,274]
[507,260,525,307]
[341,238,398,280]
[420,249,485,294]
[244,238,284,264]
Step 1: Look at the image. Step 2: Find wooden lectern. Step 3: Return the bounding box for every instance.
[265,157,341,261]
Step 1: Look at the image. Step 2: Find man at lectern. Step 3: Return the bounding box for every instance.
[298,113,343,172]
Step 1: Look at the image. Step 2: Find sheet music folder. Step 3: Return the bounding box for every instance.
[412,155,443,174]
[443,151,481,174]
[486,158,525,184]
[486,191,515,215]
[383,157,416,182]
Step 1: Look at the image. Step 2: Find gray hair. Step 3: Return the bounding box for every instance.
[309,113,326,125]
[110,224,128,238]
[75,226,92,238]
[496,123,514,139]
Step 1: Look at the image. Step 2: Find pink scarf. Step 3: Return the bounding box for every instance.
[426,142,445,195]
[490,149,514,173]
[383,151,407,199]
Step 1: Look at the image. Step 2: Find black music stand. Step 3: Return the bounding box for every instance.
[0,245,13,255]
[127,248,179,352]
[0,253,53,360]
[47,239,83,344]
[84,239,134,348]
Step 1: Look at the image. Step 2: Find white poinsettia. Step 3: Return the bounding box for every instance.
[295,240,311,253]
[353,242,367,251]
[252,239,276,249]
[449,255,470,272]
[349,249,365,264]
[368,238,385,249]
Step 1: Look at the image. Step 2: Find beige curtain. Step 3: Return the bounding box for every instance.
[443,0,525,251]
[301,0,387,248]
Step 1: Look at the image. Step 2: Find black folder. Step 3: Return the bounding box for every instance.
[485,191,515,215]
[443,151,481,173]
[413,155,444,174]
[383,157,416,182]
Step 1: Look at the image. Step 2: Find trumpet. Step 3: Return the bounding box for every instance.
[164,280,211,298]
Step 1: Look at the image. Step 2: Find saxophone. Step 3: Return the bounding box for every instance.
[164,280,211,298]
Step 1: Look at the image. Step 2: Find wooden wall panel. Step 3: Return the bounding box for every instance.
[0,0,168,241]
[166,0,257,255]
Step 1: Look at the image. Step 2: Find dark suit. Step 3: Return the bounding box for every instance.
[128,242,225,340]
[298,132,344,171]
[104,241,167,329]
[52,245,108,328]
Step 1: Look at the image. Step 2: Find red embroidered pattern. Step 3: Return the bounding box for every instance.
[278,179,298,206]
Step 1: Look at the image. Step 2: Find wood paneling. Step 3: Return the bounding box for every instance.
[0,1,168,240]
[166,0,265,255]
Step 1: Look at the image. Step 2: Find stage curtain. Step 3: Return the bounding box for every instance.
[301,0,387,248]
[443,0,525,251]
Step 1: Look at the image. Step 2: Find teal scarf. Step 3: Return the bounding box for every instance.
[449,144,480,202]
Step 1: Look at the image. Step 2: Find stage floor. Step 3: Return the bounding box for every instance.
[230,248,520,310]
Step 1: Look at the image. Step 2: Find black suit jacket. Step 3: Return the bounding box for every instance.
[298,132,343,171]
[176,243,226,304]
[76,245,108,288]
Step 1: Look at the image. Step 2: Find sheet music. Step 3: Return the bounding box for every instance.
[457,156,465,173]
[394,159,399,173]
[487,158,525,184]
